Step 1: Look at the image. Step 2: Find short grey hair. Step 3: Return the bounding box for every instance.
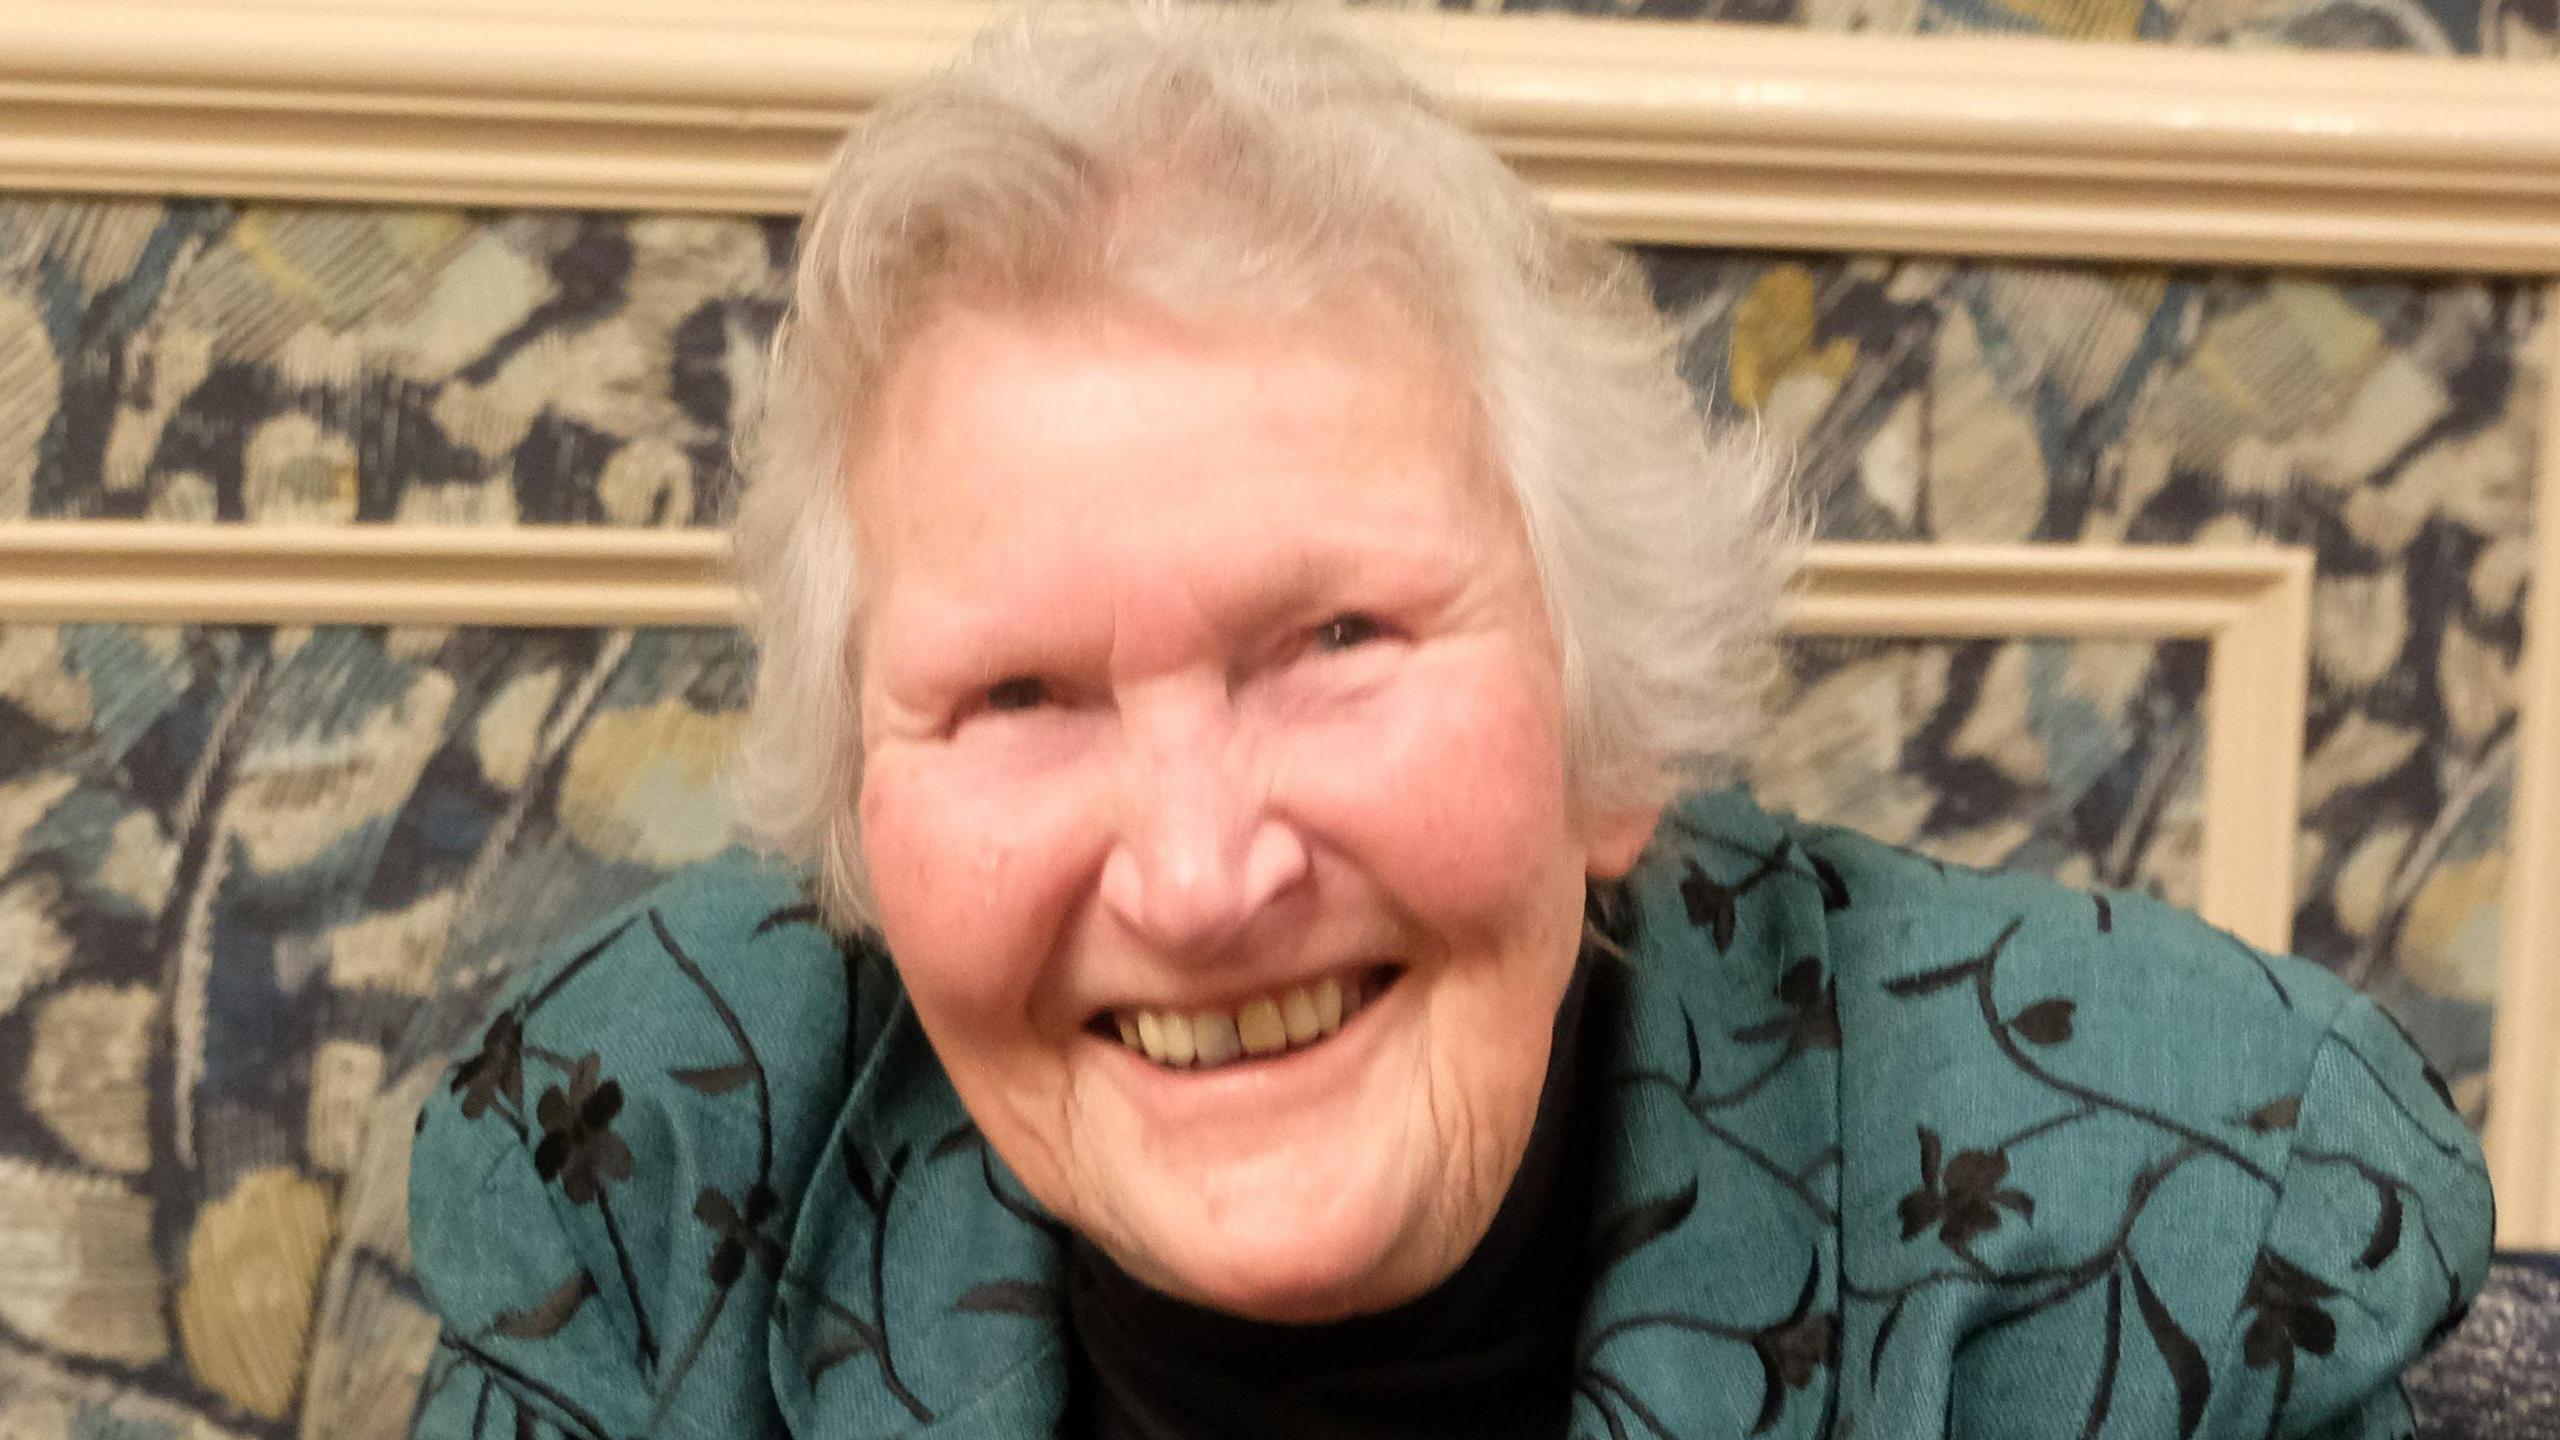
[732,2,1799,935]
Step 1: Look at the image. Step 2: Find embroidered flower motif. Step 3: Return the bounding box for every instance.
[696,1185,784,1286]
[2240,1251,2339,1369]
[1680,860,1738,951]
[1730,958,1841,1053]
[450,1010,525,1120]
[1746,1254,1833,1434]
[533,1053,634,1205]
[1754,1310,1833,1395]
[1897,1127,2033,1248]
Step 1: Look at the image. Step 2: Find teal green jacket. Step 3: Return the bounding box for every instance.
[407,789,2493,1439]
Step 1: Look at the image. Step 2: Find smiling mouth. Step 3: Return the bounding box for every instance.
[1092,965,1402,1072]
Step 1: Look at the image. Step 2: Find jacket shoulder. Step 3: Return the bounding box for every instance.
[1787,812,2361,1043]
[1771,813,2491,1437]
[455,849,878,1107]
[407,850,895,1439]
[1795,813,2364,1227]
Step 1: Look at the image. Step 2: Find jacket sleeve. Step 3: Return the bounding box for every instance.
[403,859,867,1440]
[405,913,667,1440]
[2233,993,2494,1440]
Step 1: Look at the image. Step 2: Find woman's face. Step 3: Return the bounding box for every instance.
[851,296,1657,1322]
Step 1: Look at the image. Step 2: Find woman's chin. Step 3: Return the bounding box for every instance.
[1135,1227,1412,1324]
[1107,1167,1438,1323]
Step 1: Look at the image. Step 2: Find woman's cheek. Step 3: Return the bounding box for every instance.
[861,744,1106,1010]
[1281,657,1571,917]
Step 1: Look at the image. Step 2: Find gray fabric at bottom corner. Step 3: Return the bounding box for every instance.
[2409,1255,2560,1440]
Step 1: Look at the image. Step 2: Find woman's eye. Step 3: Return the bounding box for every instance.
[1312,613,1387,652]
[983,676,1050,713]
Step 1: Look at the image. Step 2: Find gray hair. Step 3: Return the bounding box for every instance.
[732,2,1799,935]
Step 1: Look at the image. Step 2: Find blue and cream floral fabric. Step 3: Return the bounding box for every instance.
[0,622,750,1439]
[406,788,2493,1440]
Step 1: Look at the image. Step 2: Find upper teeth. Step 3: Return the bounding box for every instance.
[1111,975,1363,1070]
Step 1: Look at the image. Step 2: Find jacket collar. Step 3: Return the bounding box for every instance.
[776,787,1843,1438]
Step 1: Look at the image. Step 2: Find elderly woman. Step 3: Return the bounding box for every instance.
[407,8,2491,1439]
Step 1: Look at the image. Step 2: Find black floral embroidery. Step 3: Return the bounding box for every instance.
[2129,1256,2211,1438]
[751,899,825,938]
[1755,1311,1832,1394]
[452,1010,526,1122]
[2238,1250,2349,1437]
[1807,851,1852,911]
[1591,1181,1698,1275]
[787,1141,935,1424]
[696,1185,783,1287]
[1579,823,1846,1440]
[533,1054,634,1206]
[489,1273,598,1341]
[1748,1263,1835,1433]
[1667,824,1798,952]
[2241,1252,2340,1369]
[1853,904,2483,1440]
[2005,997,2075,1046]
[421,811,2485,1440]
[647,908,785,1411]
[1731,958,1841,1054]
[937,1122,1068,1322]
[1680,860,1740,951]
[1620,1002,1835,1220]
[1578,1244,1834,1439]
[436,923,667,1380]
[433,1331,616,1440]
[1896,1127,2033,1248]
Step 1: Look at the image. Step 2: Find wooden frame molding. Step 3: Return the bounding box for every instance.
[2,0,2559,272]
[0,526,2310,953]
[0,524,736,629]
[2485,307,2560,1248]
[1793,545,2312,956]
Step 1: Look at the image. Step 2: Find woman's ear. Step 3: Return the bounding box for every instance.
[1582,803,1664,882]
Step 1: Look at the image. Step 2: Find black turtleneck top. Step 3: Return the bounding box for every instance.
[1062,959,1601,1440]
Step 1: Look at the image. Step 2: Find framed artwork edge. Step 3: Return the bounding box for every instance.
[2,1,2559,270]
[0,0,2550,1243]
[1793,544,2312,959]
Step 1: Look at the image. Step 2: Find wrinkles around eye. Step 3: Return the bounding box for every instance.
[956,614,1398,731]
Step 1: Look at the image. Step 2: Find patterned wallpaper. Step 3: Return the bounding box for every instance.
[1753,635,2209,906]
[1355,0,2559,55]
[1646,250,2542,1111]
[0,171,2540,1438]
[0,201,786,527]
[0,621,749,1438]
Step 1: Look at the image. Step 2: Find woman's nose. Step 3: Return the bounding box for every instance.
[1098,704,1309,957]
